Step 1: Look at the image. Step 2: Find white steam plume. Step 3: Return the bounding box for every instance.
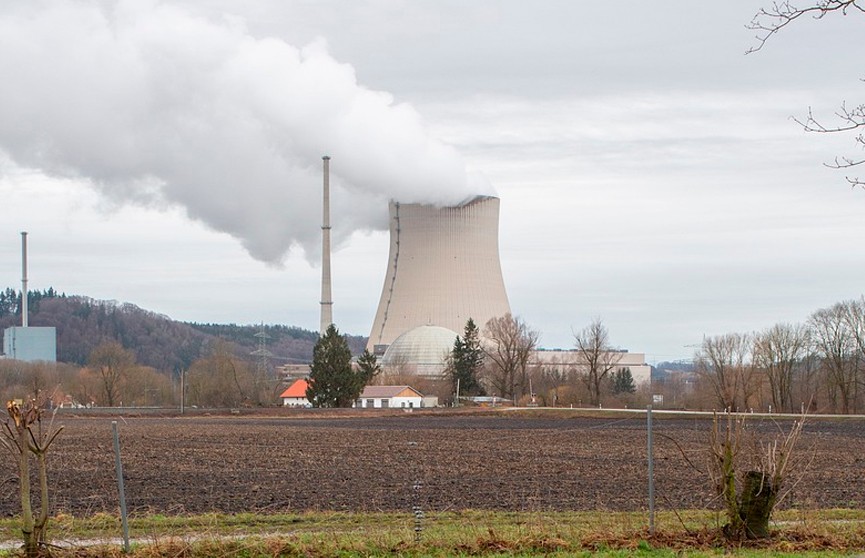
[0,1,490,262]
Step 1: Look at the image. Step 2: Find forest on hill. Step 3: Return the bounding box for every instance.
[0,288,367,371]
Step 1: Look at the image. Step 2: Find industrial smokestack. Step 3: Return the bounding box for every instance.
[21,231,28,328]
[319,156,333,335]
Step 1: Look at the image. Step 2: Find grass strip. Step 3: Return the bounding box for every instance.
[0,509,861,556]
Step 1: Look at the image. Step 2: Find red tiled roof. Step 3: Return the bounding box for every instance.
[279,379,309,398]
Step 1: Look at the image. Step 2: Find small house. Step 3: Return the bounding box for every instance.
[280,379,311,407]
[355,385,424,409]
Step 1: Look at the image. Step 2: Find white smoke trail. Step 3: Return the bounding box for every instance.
[0,0,490,262]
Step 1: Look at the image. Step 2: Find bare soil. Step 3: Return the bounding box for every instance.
[1,410,861,516]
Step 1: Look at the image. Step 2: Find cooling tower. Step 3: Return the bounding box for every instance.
[368,195,511,352]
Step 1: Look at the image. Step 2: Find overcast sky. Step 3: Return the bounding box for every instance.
[1,0,864,363]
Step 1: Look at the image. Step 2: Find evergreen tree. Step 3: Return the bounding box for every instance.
[306,324,367,408]
[0,288,16,318]
[356,348,381,385]
[611,367,637,395]
[449,318,486,398]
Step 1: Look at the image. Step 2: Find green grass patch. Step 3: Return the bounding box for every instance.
[0,509,862,556]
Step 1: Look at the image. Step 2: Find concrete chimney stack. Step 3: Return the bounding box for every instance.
[21,231,28,328]
[319,156,333,335]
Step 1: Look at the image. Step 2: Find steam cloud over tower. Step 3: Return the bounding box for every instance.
[368,196,511,352]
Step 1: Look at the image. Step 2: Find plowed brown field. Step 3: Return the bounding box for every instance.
[1,411,862,516]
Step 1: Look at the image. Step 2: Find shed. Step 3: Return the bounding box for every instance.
[356,385,424,409]
[279,379,311,407]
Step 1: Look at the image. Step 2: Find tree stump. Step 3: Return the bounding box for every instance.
[739,470,776,539]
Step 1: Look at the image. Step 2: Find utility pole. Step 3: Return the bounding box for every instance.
[179,369,186,414]
[455,378,460,407]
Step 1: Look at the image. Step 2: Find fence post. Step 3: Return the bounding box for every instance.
[408,441,423,543]
[647,404,655,535]
[112,421,130,553]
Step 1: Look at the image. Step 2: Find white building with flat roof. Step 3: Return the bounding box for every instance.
[2,326,56,362]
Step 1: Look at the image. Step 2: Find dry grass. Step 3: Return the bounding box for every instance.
[0,509,862,557]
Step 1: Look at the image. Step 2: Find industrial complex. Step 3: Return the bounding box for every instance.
[3,157,649,397]
[313,157,648,387]
[2,232,56,363]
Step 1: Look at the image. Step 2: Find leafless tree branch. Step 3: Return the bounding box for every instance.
[748,2,865,186]
[791,102,865,187]
[655,432,706,475]
[747,1,865,54]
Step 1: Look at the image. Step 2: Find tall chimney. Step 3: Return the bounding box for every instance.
[319,156,333,335]
[21,231,28,327]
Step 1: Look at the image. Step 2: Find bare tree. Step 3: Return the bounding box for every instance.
[753,323,812,413]
[122,365,174,406]
[809,302,860,413]
[573,318,622,407]
[708,412,805,540]
[187,341,257,408]
[482,314,539,401]
[87,341,136,406]
[0,397,63,557]
[696,333,756,412]
[535,362,567,407]
[748,1,865,186]
[840,297,865,406]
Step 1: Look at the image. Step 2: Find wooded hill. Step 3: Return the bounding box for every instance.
[0,288,367,371]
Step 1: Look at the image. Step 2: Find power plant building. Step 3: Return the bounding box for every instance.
[1,232,57,363]
[380,325,459,377]
[2,327,57,363]
[368,195,511,357]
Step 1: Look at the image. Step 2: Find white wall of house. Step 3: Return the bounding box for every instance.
[392,395,423,408]
[356,395,424,409]
[282,396,311,408]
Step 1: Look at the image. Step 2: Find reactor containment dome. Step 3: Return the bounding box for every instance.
[368,195,511,354]
[380,325,459,377]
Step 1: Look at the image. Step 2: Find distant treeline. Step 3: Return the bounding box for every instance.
[0,288,367,371]
[0,287,63,318]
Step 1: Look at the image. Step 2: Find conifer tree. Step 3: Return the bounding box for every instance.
[611,367,637,394]
[449,318,486,398]
[356,348,381,386]
[306,324,367,408]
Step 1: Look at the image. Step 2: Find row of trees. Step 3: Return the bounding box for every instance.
[696,298,865,414]
[443,314,539,403]
[0,320,383,411]
[0,287,62,319]
[0,339,284,409]
[443,296,865,414]
[0,289,365,372]
[443,314,636,408]
[7,298,865,413]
